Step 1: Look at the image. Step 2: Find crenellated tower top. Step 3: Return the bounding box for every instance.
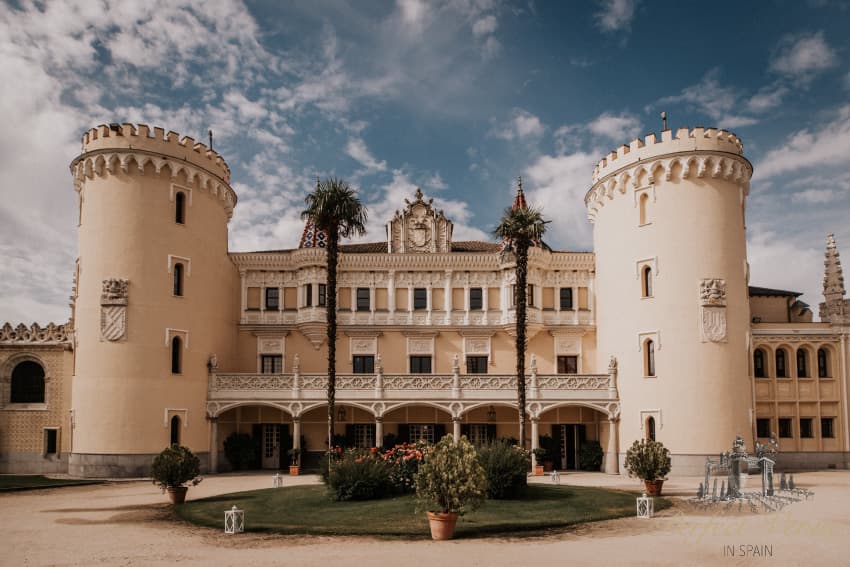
[585,126,752,223]
[70,123,236,219]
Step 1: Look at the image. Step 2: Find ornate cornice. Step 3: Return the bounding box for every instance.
[0,322,73,347]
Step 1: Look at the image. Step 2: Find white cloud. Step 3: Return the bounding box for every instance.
[490,109,545,140]
[658,69,759,128]
[472,15,497,37]
[746,86,788,113]
[523,151,599,251]
[346,138,388,173]
[594,0,637,33]
[770,31,838,82]
[756,105,850,179]
[587,112,642,142]
[747,225,823,310]
[792,188,843,204]
[397,0,430,28]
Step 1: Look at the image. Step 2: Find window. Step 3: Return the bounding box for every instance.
[408,424,435,444]
[778,418,792,438]
[511,284,535,307]
[353,424,376,448]
[818,348,829,378]
[175,191,186,224]
[10,361,45,403]
[645,339,656,377]
[318,284,327,307]
[410,356,432,373]
[642,266,653,297]
[639,192,649,225]
[756,418,771,438]
[557,355,578,374]
[265,288,280,310]
[776,349,787,378]
[559,288,573,310]
[44,429,58,455]
[799,418,814,438]
[413,288,427,310]
[353,355,375,374]
[646,416,656,441]
[796,349,808,378]
[170,415,181,445]
[356,288,370,311]
[469,288,483,310]
[467,424,491,447]
[466,356,488,374]
[173,263,184,296]
[304,284,313,307]
[753,349,766,378]
[261,355,283,374]
[821,417,835,438]
[171,336,182,374]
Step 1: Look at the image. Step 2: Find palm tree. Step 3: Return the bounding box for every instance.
[302,178,367,451]
[493,181,549,450]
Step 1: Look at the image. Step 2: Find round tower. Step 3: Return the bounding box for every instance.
[69,124,239,477]
[586,127,754,474]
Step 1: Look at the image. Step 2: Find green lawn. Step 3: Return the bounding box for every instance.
[176,484,669,538]
[0,475,101,491]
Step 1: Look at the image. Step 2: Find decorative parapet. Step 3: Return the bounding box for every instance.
[585,127,753,223]
[0,322,73,346]
[70,123,236,219]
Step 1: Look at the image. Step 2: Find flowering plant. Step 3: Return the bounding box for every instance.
[381,441,428,493]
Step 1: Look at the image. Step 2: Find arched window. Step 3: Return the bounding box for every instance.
[645,339,655,377]
[639,192,649,225]
[646,416,656,441]
[642,266,653,297]
[171,336,182,374]
[10,361,45,403]
[173,263,184,297]
[753,349,766,378]
[818,348,829,378]
[796,349,808,378]
[175,191,186,224]
[775,348,787,378]
[170,415,181,445]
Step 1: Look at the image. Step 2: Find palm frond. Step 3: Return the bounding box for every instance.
[301,177,368,238]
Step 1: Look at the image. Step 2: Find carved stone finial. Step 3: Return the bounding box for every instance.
[452,353,459,371]
[608,355,618,373]
[208,353,218,372]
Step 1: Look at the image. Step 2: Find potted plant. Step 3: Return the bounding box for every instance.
[150,444,203,504]
[415,434,487,540]
[532,447,547,476]
[624,439,671,495]
[288,447,301,476]
[538,434,556,471]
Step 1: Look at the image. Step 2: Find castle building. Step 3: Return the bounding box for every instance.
[0,123,847,476]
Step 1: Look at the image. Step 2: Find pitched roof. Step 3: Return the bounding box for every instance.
[748,286,802,298]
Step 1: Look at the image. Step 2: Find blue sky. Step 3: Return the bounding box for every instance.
[1,0,849,323]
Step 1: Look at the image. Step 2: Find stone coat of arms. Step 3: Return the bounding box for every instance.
[100,278,129,341]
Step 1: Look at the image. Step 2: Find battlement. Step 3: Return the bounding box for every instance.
[80,123,230,183]
[592,127,744,184]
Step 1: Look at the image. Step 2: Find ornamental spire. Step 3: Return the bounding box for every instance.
[819,233,849,324]
[513,176,527,209]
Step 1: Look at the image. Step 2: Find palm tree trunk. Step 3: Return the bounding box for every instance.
[326,226,339,452]
[515,241,529,450]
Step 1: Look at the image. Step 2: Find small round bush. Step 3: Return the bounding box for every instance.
[223,432,258,471]
[150,444,202,490]
[579,441,604,471]
[624,439,671,481]
[478,440,531,499]
[415,435,487,515]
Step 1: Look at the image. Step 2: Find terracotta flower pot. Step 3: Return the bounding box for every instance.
[289,465,300,476]
[644,479,664,496]
[534,465,545,476]
[167,486,189,504]
[427,511,459,540]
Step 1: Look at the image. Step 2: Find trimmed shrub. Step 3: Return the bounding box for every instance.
[624,439,671,481]
[478,440,531,499]
[223,432,258,471]
[579,441,604,471]
[326,450,392,501]
[150,445,202,490]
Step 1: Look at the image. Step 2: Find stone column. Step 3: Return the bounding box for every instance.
[444,271,452,311]
[293,417,301,450]
[209,416,219,473]
[453,417,462,440]
[605,419,619,474]
[375,417,384,448]
[530,418,539,468]
[388,271,396,315]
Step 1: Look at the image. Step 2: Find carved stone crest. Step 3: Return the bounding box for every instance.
[100,278,128,341]
[699,278,727,343]
[387,188,453,253]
